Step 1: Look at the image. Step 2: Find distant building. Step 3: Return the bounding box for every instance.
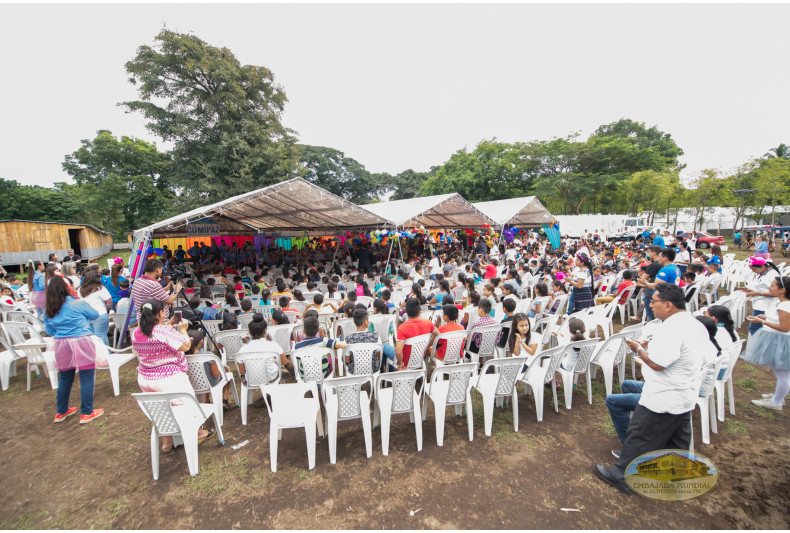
[0,220,113,266]
[635,452,711,482]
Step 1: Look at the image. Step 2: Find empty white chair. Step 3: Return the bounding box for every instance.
[94,342,136,396]
[108,313,132,349]
[373,369,425,456]
[588,334,627,398]
[261,381,324,472]
[473,356,527,436]
[322,375,374,463]
[235,351,281,425]
[0,337,25,390]
[555,339,600,409]
[1,310,47,335]
[132,391,224,479]
[714,339,746,422]
[520,346,564,422]
[201,319,224,351]
[692,357,722,446]
[426,363,477,445]
[0,322,58,391]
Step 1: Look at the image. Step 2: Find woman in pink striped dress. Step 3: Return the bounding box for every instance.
[132,299,215,453]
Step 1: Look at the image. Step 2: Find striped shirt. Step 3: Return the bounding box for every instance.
[132,325,189,380]
[131,275,170,323]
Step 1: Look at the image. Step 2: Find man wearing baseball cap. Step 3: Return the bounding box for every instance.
[736,256,780,335]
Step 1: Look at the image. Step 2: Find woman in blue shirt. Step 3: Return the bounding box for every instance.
[43,276,104,424]
[26,261,46,317]
[101,263,126,311]
[754,234,771,261]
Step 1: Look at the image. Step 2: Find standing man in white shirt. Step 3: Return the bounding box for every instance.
[594,283,714,494]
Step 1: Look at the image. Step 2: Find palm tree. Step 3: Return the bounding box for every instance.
[765,143,790,159]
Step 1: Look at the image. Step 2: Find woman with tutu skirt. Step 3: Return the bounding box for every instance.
[742,275,790,410]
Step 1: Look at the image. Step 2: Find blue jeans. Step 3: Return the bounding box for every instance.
[749,309,764,335]
[605,380,644,444]
[91,314,110,346]
[57,368,95,416]
[643,287,654,321]
[566,290,575,315]
[382,344,397,370]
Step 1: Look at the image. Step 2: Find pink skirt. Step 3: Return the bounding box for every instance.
[53,336,97,371]
[29,290,46,310]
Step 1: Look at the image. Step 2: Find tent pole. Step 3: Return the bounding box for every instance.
[397,226,405,268]
[384,229,395,275]
[118,230,152,347]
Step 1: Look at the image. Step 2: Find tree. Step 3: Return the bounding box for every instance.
[385,169,432,200]
[753,157,790,227]
[420,140,538,201]
[592,118,684,168]
[719,161,761,232]
[122,30,301,204]
[765,143,790,159]
[0,178,81,222]
[62,130,173,236]
[299,145,382,203]
[621,169,680,224]
[685,170,727,232]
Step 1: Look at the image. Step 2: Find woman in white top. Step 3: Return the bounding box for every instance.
[743,275,790,410]
[61,262,81,289]
[79,271,112,346]
[736,256,780,335]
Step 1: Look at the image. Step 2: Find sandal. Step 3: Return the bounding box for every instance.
[162,443,175,454]
[197,427,216,445]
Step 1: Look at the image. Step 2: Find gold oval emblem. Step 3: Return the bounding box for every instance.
[624,449,718,501]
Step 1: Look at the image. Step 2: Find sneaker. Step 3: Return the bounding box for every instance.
[80,408,104,424]
[54,407,78,423]
[611,449,621,459]
[762,394,786,406]
[751,398,782,411]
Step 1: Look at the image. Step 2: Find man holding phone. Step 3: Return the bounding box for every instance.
[594,283,715,494]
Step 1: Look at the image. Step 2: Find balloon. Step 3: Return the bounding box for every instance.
[147,246,154,254]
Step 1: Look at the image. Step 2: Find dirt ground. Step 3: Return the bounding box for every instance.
[2,314,789,531]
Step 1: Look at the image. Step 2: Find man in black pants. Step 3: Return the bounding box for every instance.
[594,283,715,494]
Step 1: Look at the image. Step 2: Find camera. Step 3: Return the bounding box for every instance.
[169,265,188,281]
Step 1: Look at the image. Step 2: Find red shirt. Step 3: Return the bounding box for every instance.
[396,318,436,367]
[615,280,635,304]
[484,264,497,279]
[435,322,465,361]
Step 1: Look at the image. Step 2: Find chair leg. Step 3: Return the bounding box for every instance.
[602,366,614,398]
[182,432,200,477]
[270,422,279,472]
[109,362,121,397]
[715,382,725,422]
[240,386,248,426]
[482,393,495,437]
[434,401,446,446]
[150,427,160,481]
[511,390,519,433]
[26,362,31,392]
[305,417,317,470]
[465,397,474,441]
[413,404,423,452]
[380,411,392,456]
[699,405,710,445]
[552,380,559,412]
[709,396,718,435]
[586,372,593,405]
[728,380,736,416]
[563,374,573,410]
[361,412,373,458]
[327,413,338,464]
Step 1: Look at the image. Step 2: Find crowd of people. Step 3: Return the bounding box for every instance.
[3,225,788,493]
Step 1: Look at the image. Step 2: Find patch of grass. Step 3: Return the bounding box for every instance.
[754,408,775,420]
[46,513,71,530]
[181,456,251,497]
[126,480,148,494]
[7,511,48,530]
[589,380,608,402]
[252,472,271,489]
[598,414,617,437]
[293,467,313,482]
[740,364,757,373]
[724,419,749,435]
[738,377,757,392]
[106,496,129,518]
[355,485,366,493]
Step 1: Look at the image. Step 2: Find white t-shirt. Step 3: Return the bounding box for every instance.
[428,257,442,276]
[83,288,111,316]
[749,270,780,311]
[505,248,518,263]
[763,300,790,336]
[676,250,690,263]
[638,312,716,414]
[238,338,284,382]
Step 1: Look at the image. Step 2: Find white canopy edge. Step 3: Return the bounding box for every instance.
[359,193,498,229]
[472,196,554,226]
[133,178,391,239]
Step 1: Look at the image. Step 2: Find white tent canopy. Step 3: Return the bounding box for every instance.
[133,178,390,239]
[359,193,497,229]
[472,196,554,227]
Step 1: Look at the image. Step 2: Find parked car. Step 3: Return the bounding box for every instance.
[678,231,726,249]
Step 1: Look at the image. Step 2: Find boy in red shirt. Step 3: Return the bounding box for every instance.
[427,304,466,361]
[395,298,436,369]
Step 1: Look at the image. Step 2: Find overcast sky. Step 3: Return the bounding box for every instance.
[1,2,788,189]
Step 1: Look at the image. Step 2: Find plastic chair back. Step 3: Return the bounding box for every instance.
[369,314,396,344]
[323,375,373,420]
[431,330,468,365]
[184,352,220,394]
[432,362,477,405]
[214,330,249,364]
[564,339,600,374]
[133,392,202,437]
[237,351,281,386]
[267,324,294,354]
[720,339,745,383]
[345,342,383,376]
[292,345,334,383]
[480,357,527,396]
[404,333,433,370]
[467,324,502,361]
[333,318,356,340]
[376,369,424,413]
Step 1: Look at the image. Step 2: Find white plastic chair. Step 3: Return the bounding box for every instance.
[132,392,224,479]
[236,351,281,425]
[291,345,336,384]
[201,319,224,351]
[464,324,502,367]
[692,357,722,446]
[342,342,383,376]
[520,346,564,422]
[261,381,324,472]
[369,314,397,345]
[322,375,374,463]
[426,363,477,446]
[0,337,25,390]
[429,330,469,367]
[1,311,47,335]
[472,356,528,436]
[714,339,746,422]
[404,333,433,371]
[185,352,238,426]
[0,322,58,391]
[613,285,637,325]
[555,339,599,409]
[332,317,356,341]
[373,369,425,456]
[356,296,374,308]
[108,313,132,349]
[213,329,249,366]
[534,315,560,352]
[94,342,136,396]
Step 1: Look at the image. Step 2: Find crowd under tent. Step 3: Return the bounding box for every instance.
[472,196,560,248]
[358,193,497,229]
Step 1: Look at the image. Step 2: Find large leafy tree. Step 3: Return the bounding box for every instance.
[122,30,301,204]
[299,145,382,203]
[62,130,173,236]
[0,178,81,222]
[420,140,537,201]
[386,169,433,201]
[592,118,684,168]
[765,143,790,159]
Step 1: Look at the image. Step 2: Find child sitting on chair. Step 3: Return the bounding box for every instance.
[294,316,346,379]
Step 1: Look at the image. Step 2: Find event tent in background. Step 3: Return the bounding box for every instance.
[472,196,560,248]
[358,193,497,229]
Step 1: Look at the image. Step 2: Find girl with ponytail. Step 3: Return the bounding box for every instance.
[132,298,215,452]
[102,262,127,311]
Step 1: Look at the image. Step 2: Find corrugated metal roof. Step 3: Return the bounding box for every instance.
[0,219,114,236]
